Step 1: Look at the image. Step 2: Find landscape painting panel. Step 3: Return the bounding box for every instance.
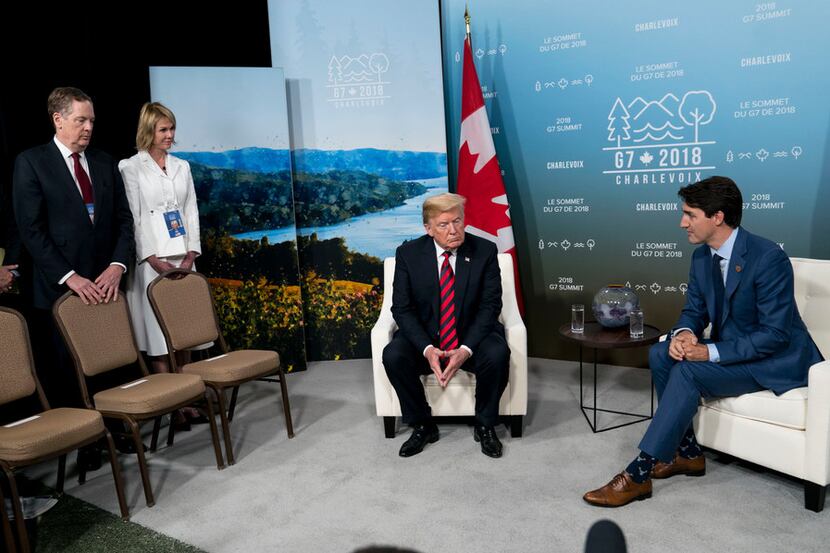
[150,66,307,370]
[269,0,449,360]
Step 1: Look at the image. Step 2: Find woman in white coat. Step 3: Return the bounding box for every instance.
[119,102,204,427]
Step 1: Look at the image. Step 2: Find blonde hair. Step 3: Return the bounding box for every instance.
[135,102,177,151]
[422,193,466,224]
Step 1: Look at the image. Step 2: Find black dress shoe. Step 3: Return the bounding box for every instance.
[398,423,439,457]
[113,433,148,455]
[474,425,503,458]
[172,418,192,432]
[77,446,102,472]
[186,413,210,425]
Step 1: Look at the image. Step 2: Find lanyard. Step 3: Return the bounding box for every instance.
[156,156,180,211]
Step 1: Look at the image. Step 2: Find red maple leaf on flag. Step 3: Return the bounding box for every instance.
[457,35,523,314]
[458,142,512,235]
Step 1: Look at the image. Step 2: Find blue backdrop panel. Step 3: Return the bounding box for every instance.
[441,0,830,358]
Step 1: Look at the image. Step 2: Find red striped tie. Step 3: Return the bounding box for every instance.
[439,251,458,363]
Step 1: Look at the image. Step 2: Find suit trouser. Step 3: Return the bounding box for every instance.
[31,308,84,409]
[383,330,509,427]
[638,341,764,461]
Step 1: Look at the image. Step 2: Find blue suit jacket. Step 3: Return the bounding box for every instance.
[675,228,823,394]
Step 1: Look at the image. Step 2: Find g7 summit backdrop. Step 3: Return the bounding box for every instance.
[442,0,830,357]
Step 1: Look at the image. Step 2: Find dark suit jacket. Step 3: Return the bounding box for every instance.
[1,184,22,265]
[12,141,134,309]
[0,182,30,310]
[676,227,823,394]
[391,233,503,354]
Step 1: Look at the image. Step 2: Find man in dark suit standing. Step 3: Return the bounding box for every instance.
[0,259,16,293]
[0,181,28,310]
[1,178,21,298]
[383,193,509,458]
[12,87,134,408]
[584,176,823,506]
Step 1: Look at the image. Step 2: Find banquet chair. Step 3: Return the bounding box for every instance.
[147,269,294,466]
[0,307,129,553]
[52,291,224,509]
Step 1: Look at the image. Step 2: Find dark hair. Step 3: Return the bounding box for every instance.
[47,87,92,128]
[678,176,742,228]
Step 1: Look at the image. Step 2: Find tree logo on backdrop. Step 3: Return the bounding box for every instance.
[602,90,717,185]
[326,52,390,108]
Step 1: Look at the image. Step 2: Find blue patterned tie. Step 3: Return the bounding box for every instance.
[711,254,725,341]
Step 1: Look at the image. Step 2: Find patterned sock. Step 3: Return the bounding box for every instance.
[625,451,656,483]
[677,427,702,459]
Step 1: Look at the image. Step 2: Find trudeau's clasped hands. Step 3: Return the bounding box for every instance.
[669,330,710,362]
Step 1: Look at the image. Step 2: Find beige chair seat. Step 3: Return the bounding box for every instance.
[94,373,205,414]
[422,371,476,387]
[702,387,808,431]
[0,408,104,462]
[182,350,278,383]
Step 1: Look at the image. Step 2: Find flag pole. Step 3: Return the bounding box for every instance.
[464,4,472,47]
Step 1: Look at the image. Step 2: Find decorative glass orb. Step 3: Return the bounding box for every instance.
[592,285,640,328]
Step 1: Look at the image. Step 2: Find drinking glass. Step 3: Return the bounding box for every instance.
[571,304,585,334]
[629,308,644,338]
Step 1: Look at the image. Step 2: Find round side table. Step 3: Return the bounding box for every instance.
[559,322,662,433]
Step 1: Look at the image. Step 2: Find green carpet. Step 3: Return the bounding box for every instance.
[30,493,206,553]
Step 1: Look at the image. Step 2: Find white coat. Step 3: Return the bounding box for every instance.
[118,150,203,355]
[118,150,202,262]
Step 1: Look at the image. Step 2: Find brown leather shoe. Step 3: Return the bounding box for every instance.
[583,472,652,507]
[652,454,706,479]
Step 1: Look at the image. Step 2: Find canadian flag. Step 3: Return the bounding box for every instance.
[457,35,524,314]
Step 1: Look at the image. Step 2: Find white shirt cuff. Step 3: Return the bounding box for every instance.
[59,270,76,285]
[423,344,473,357]
[707,343,720,363]
[110,262,127,273]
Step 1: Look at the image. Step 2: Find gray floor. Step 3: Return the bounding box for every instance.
[46,358,826,552]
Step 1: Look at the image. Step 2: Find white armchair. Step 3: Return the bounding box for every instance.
[693,257,830,511]
[371,253,527,438]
